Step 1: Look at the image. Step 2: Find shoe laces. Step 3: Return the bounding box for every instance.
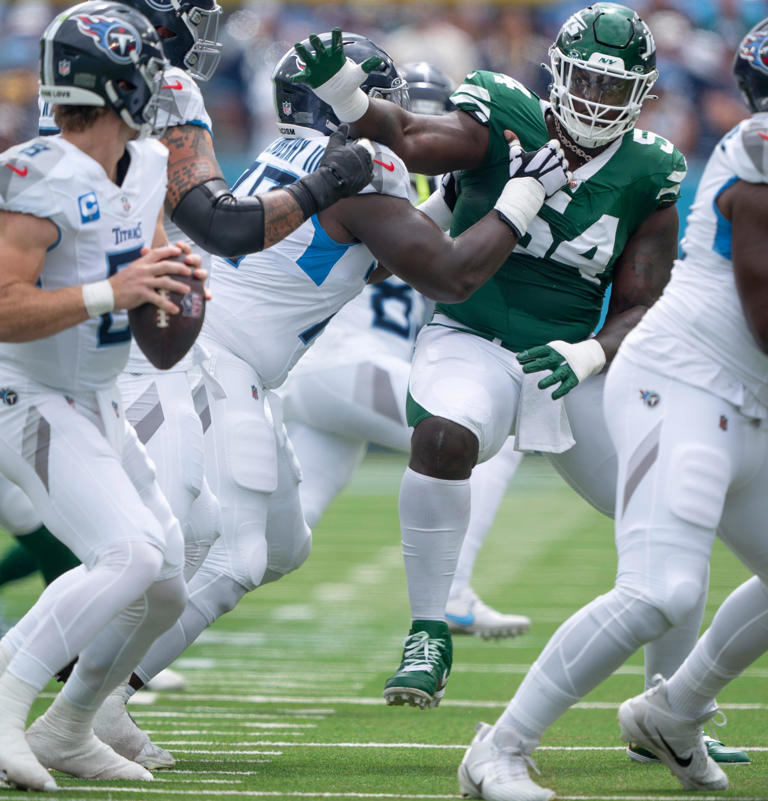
[496,742,542,780]
[402,631,448,671]
[704,709,727,742]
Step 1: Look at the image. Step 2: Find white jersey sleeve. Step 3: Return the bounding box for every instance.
[359,143,410,200]
[727,113,768,183]
[0,135,168,393]
[155,66,212,134]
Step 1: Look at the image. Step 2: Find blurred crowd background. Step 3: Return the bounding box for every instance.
[1,0,767,192]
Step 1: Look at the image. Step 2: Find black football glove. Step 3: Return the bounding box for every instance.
[285,124,374,217]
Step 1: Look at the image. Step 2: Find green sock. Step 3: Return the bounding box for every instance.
[15,526,80,585]
[0,544,38,586]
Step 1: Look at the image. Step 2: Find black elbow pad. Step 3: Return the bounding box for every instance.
[171,178,265,258]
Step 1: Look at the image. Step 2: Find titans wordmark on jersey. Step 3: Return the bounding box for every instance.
[0,135,167,392]
[438,70,687,351]
[203,134,410,389]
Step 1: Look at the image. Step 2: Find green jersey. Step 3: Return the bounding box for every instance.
[435,70,687,350]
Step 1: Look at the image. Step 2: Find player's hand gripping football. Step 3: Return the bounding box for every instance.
[494,138,571,238]
[289,27,383,122]
[110,244,206,315]
[517,339,606,400]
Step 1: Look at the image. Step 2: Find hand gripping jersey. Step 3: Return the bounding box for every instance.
[441,70,687,350]
[0,135,167,392]
[202,135,410,389]
[39,67,213,375]
[621,114,768,418]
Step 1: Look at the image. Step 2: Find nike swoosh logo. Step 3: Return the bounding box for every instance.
[657,730,693,767]
[374,159,395,172]
[6,164,27,177]
[446,612,475,626]
[163,80,183,90]
[760,131,768,141]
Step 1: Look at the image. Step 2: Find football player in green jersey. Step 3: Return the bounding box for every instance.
[291,0,689,746]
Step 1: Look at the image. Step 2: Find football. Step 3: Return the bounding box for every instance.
[128,267,206,370]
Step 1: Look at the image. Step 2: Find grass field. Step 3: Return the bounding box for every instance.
[1,451,766,800]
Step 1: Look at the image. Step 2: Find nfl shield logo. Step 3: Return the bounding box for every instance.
[282,100,292,117]
[58,59,71,76]
[121,195,131,212]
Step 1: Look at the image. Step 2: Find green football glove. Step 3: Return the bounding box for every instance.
[517,339,606,400]
[289,28,384,122]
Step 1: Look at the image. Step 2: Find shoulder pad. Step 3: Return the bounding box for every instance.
[450,70,536,126]
[157,67,213,133]
[360,143,410,200]
[734,114,768,182]
[626,129,687,207]
[0,138,65,215]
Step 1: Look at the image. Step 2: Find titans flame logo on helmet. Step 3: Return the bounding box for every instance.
[75,14,142,64]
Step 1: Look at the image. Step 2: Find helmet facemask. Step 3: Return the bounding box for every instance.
[550,46,657,148]
[172,0,222,81]
[106,50,171,138]
[367,76,410,111]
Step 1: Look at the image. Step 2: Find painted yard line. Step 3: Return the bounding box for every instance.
[147,732,306,738]
[166,740,768,752]
[134,711,333,718]
[115,692,768,711]
[39,790,768,801]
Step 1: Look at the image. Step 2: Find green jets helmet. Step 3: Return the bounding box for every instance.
[549,2,658,148]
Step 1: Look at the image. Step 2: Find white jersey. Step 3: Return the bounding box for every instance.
[40,68,213,376]
[126,66,213,374]
[203,133,411,389]
[621,113,768,419]
[0,135,167,393]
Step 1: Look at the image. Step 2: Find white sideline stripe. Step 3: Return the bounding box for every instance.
[50,790,768,801]
[165,740,768,752]
[100,691,768,712]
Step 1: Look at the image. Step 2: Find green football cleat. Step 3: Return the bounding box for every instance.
[626,735,750,765]
[383,620,452,709]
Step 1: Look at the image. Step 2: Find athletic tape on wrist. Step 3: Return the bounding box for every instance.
[313,59,370,122]
[82,279,115,317]
[494,176,545,238]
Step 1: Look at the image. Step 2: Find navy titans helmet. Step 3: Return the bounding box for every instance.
[39,1,169,136]
[734,17,768,113]
[272,32,409,138]
[120,0,222,80]
[400,61,454,115]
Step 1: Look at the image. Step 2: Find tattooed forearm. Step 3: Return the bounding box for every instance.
[263,191,306,250]
[163,124,223,211]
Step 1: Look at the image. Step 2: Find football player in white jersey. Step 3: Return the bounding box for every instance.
[450,16,768,801]
[607,19,768,793]
[281,61,529,639]
[89,30,572,763]
[0,2,206,790]
[2,0,376,614]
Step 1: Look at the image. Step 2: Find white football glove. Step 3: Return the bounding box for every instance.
[495,139,572,238]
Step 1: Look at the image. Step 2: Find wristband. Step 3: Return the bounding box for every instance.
[549,338,606,380]
[82,279,115,318]
[313,59,371,122]
[494,176,545,239]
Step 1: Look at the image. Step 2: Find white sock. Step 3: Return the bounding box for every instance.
[398,467,470,621]
[667,576,768,719]
[451,442,522,598]
[0,671,39,730]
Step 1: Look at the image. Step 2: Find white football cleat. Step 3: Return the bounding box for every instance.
[93,685,176,769]
[143,667,186,692]
[446,588,530,639]
[618,676,728,791]
[26,714,152,781]
[0,724,57,792]
[458,722,554,801]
